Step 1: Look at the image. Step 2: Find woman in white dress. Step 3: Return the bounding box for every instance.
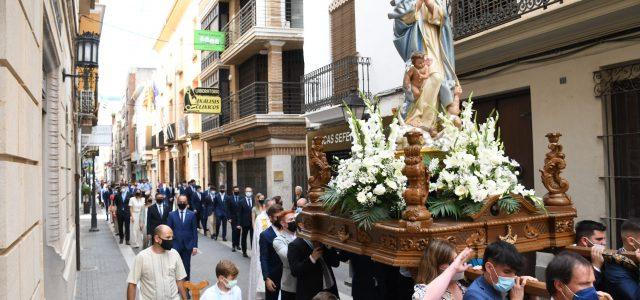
[248,198,275,300]
[128,190,146,248]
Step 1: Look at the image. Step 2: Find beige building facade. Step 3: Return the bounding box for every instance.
[198,0,306,207]
[454,0,640,247]
[1,0,103,298]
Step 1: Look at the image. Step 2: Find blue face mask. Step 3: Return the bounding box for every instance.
[564,284,599,300]
[295,207,302,214]
[489,264,515,293]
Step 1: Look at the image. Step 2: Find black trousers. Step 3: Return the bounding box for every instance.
[231,222,240,247]
[117,213,130,241]
[281,290,296,300]
[200,211,209,232]
[240,225,253,253]
[214,216,227,238]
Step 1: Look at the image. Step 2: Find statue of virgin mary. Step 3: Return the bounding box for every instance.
[389,0,461,132]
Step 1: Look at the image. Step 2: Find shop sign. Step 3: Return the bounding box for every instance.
[307,124,352,153]
[184,87,221,114]
[194,30,225,52]
[242,142,255,158]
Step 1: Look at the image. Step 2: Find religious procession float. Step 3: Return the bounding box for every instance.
[298,0,637,297]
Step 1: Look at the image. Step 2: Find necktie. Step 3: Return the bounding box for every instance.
[181,211,185,223]
[158,205,163,216]
[247,198,251,207]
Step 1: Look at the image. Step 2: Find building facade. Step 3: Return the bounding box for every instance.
[1,0,103,298]
[198,0,306,207]
[303,0,640,248]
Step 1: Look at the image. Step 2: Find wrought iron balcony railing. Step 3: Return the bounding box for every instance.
[201,51,220,71]
[221,94,231,126]
[202,115,221,132]
[448,0,564,40]
[158,130,165,148]
[237,82,303,118]
[151,134,157,149]
[303,56,371,113]
[222,0,303,51]
[166,123,176,142]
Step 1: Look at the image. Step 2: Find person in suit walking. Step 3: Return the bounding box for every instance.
[288,232,340,300]
[146,193,170,240]
[228,186,242,252]
[102,184,113,220]
[179,180,189,196]
[168,195,199,282]
[158,182,174,209]
[202,184,216,236]
[212,185,230,241]
[115,184,132,245]
[259,205,285,300]
[237,187,255,257]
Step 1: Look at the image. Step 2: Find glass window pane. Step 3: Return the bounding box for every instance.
[84,42,91,63]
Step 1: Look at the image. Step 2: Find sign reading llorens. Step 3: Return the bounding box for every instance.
[184,87,222,114]
[194,30,225,52]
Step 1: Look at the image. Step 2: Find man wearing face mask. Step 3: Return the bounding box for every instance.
[545,251,612,300]
[168,195,199,282]
[463,241,532,300]
[237,187,255,258]
[602,218,640,299]
[115,184,132,245]
[147,194,170,242]
[127,225,188,300]
[228,186,242,252]
[574,220,607,291]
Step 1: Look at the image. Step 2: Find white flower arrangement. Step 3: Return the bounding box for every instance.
[425,98,544,218]
[321,95,407,230]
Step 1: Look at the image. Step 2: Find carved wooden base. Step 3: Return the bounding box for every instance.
[543,193,572,207]
[299,209,576,267]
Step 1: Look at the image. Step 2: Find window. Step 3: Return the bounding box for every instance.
[596,61,640,248]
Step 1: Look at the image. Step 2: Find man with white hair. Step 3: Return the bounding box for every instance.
[295,198,307,214]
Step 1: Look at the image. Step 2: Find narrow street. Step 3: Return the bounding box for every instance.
[76,209,352,300]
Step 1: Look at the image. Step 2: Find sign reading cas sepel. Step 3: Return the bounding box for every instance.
[184,87,221,114]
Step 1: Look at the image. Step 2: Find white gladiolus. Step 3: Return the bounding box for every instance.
[373,184,386,195]
[428,100,538,208]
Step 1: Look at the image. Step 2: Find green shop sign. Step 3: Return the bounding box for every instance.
[194,30,225,51]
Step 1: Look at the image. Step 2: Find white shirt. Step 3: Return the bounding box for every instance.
[200,283,242,300]
[127,248,187,300]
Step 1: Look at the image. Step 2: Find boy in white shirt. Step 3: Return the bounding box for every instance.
[201,260,242,300]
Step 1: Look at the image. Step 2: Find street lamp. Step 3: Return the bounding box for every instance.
[342,89,366,123]
[170,146,179,190]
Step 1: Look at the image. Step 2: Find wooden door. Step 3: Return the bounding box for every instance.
[473,89,534,189]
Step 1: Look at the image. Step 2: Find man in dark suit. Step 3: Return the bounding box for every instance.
[179,180,188,196]
[146,193,170,241]
[288,237,340,300]
[115,184,132,245]
[237,186,254,257]
[101,184,113,220]
[603,218,640,299]
[260,204,284,300]
[168,195,198,281]
[201,184,216,235]
[158,182,174,209]
[228,186,242,251]
[212,185,229,241]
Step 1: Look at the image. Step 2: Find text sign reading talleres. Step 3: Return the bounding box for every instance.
[184,87,221,114]
[194,30,225,52]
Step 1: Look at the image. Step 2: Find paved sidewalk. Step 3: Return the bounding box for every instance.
[75,212,129,300]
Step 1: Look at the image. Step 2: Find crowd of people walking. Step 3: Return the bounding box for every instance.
[98,180,640,300]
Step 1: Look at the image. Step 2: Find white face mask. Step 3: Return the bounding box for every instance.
[223,278,237,289]
[246,192,253,197]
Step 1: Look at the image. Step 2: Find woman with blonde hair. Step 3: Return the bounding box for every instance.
[413,240,474,300]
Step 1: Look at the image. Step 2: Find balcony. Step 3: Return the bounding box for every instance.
[449,0,564,40]
[303,56,371,113]
[220,0,304,64]
[453,1,640,75]
[237,81,303,118]
[201,51,221,75]
[202,115,221,132]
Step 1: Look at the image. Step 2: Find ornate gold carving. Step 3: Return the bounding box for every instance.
[337,225,350,243]
[524,223,540,239]
[380,235,397,250]
[399,238,430,251]
[307,136,332,207]
[356,229,371,244]
[401,131,433,229]
[499,225,518,244]
[541,133,572,206]
[465,229,486,247]
[555,219,574,233]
